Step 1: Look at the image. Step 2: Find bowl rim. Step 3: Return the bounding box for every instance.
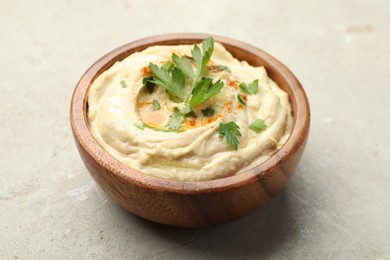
[70,33,310,195]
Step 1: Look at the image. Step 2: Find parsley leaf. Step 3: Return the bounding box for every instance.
[134,122,145,130]
[193,37,213,83]
[211,65,231,73]
[162,61,175,72]
[249,119,267,133]
[184,103,193,115]
[168,107,184,131]
[189,78,210,108]
[185,111,197,118]
[237,94,246,105]
[120,80,127,88]
[172,53,195,79]
[147,37,224,111]
[183,103,197,117]
[202,79,224,103]
[218,122,241,150]
[239,79,259,95]
[189,78,224,108]
[201,107,215,117]
[148,63,185,101]
[185,36,214,102]
[144,124,180,132]
[142,76,155,93]
[152,100,161,111]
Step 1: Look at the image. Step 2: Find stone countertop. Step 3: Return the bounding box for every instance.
[1,0,389,259]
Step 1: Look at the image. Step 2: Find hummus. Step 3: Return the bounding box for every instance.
[88,40,293,181]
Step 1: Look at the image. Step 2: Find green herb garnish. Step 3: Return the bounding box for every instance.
[183,103,194,115]
[171,37,219,106]
[172,53,195,79]
[168,107,184,131]
[143,124,182,132]
[237,94,246,105]
[249,119,267,133]
[188,37,214,100]
[218,122,241,150]
[148,37,224,111]
[120,80,127,88]
[162,61,175,72]
[239,79,259,95]
[135,121,186,132]
[201,107,215,117]
[152,100,161,111]
[142,76,155,93]
[148,64,185,101]
[189,78,224,109]
[212,65,231,73]
[134,122,145,130]
[185,111,197,118]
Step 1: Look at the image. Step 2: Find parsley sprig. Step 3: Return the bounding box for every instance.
[239,79,259,95]
[147,37,223,110]
[201,107,215,117]
[211,65,231,73]
[237,94,246,105]
[189,78,224,108]
[148,64,185,101]
[218,122,241,150]
[120,80,127,88]
[249,119,267,132]
[142,77,155,92]
[168,107,184,131]
[172,37,214,97]
[152,100,161,111]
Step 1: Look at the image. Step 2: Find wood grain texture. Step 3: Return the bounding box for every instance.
[70,33,310,227]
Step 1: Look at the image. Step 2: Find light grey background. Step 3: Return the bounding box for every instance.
[1,0,389,259]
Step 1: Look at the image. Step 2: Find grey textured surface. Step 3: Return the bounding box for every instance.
[1,0,389,259]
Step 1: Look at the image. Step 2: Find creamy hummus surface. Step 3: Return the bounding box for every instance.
[88,40,293,181]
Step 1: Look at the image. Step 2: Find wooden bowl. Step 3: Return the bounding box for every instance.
[70,33,310,228]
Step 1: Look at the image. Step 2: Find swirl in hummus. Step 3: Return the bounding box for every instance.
[88,38,293,181]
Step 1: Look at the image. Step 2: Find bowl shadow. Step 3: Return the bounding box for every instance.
[125,188,297,259]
